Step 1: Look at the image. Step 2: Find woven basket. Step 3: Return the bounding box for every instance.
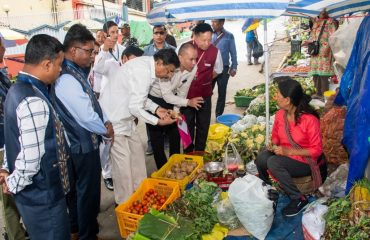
[292,175,315,195]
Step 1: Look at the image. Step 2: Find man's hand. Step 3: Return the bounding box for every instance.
[103,36,115,52]
[0,170,10,194]
[104,122,114,143]
[273,146,291,156]
[156,107,170,120]
[157,117,176,126]
[187,97,204,110]
[229,69,237,77]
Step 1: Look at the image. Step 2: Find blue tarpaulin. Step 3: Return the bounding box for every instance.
[334,16,370,193]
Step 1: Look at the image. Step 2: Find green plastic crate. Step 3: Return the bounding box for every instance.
[234,96,255,107]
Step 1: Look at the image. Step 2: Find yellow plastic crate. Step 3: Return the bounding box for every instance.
[207,124,230,144]
[151,154,204,192]
[115,178,181,238]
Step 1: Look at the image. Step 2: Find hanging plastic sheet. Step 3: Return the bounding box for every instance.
[334,16,370,193]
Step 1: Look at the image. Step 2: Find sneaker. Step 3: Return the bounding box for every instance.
[104,178,114,191]
[282,197,308,217]
[146,144,153,155]
[248,62,253,65]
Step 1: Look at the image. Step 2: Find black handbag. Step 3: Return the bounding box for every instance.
[308,20,327,56]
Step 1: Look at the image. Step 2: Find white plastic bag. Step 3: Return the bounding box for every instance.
[223,143,242,172]
[302,199,329,240]
[229,175,274,240]
[319,163,348,198]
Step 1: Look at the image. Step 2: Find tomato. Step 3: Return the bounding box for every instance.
[132,209,138,214]
[142,200,148,206]
[148,189,154,194]
[159,198,165,204]
[153,192,158,197]
[152,204,158,209]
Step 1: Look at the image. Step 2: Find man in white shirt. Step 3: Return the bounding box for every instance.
[108,48,179,204]
[93,20,125,191]
[148,42,204,169]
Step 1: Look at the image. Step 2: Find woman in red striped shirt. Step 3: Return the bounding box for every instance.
[256,77,326,217]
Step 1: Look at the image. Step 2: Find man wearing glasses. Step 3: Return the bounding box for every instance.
[144,25,176,56]
[52,24,114,240]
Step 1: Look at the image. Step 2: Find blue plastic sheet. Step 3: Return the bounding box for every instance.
[225,194,316,240]
[334,16,370,193]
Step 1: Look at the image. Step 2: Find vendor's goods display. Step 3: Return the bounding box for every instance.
[234,84,265,108]
[321,107,348,165]
[151,154,203,192]
[115,178,181,238]
[165,180,221,238]
[323,179,370,240]
[228,124,266,163]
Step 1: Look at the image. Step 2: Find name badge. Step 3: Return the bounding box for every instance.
[204,63,211,67]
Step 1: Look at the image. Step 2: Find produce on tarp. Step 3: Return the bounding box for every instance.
[165,180,220,238]
[323,179,370,240]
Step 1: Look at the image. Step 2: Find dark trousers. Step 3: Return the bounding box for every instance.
[16,198,70,240]
[147,95,180,169]
[182,96,212,153]
[312,75,329,97]
[213,66,230,117]
[255,150,311,199]
[67,149,101,240]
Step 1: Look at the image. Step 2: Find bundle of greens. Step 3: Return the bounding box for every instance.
[166,181,219,238]
[134,209,196,240]
[235,84,265,97]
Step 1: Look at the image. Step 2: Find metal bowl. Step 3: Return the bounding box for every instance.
[204,162,225,177]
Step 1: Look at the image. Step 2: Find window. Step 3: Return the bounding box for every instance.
[126,0,144,12]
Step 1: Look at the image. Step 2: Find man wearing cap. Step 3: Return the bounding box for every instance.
[120,23,139,48]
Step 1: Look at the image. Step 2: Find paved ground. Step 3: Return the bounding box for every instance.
[0,18,290,240]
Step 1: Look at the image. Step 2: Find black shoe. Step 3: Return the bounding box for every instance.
[104,178,114,191]
[282,197,308,217]
[146,144,153,155]
[248,62,253,65]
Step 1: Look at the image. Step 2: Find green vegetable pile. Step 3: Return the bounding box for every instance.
[323,197,370,240]
[247,102,279,117]
[286,52,305,66]
[235,84,265,97]
[166,180,219,239]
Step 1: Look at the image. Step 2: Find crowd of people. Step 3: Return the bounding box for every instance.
[0,18,240,239]
[0,10,338,238]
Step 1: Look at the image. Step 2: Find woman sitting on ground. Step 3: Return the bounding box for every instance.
[255,77,325,217]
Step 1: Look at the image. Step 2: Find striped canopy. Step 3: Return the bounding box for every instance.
[164,0,291,20]
[286,0,370,18]
[0,28,28,48]
[147,1,181,25]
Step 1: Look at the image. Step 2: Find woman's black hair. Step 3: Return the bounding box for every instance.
[277,77,319,123]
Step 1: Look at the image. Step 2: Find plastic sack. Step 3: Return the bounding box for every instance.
[231,115,257,133]
[302,199,329,240]
[216,197,241,230]
[252,39,263,58]
[319,163,348,198]
[246,161,258,175]
[228,175,274,240]
[223,143,242,172]
[334,16,370,193]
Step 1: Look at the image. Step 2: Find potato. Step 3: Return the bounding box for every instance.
[165,170,173,178]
